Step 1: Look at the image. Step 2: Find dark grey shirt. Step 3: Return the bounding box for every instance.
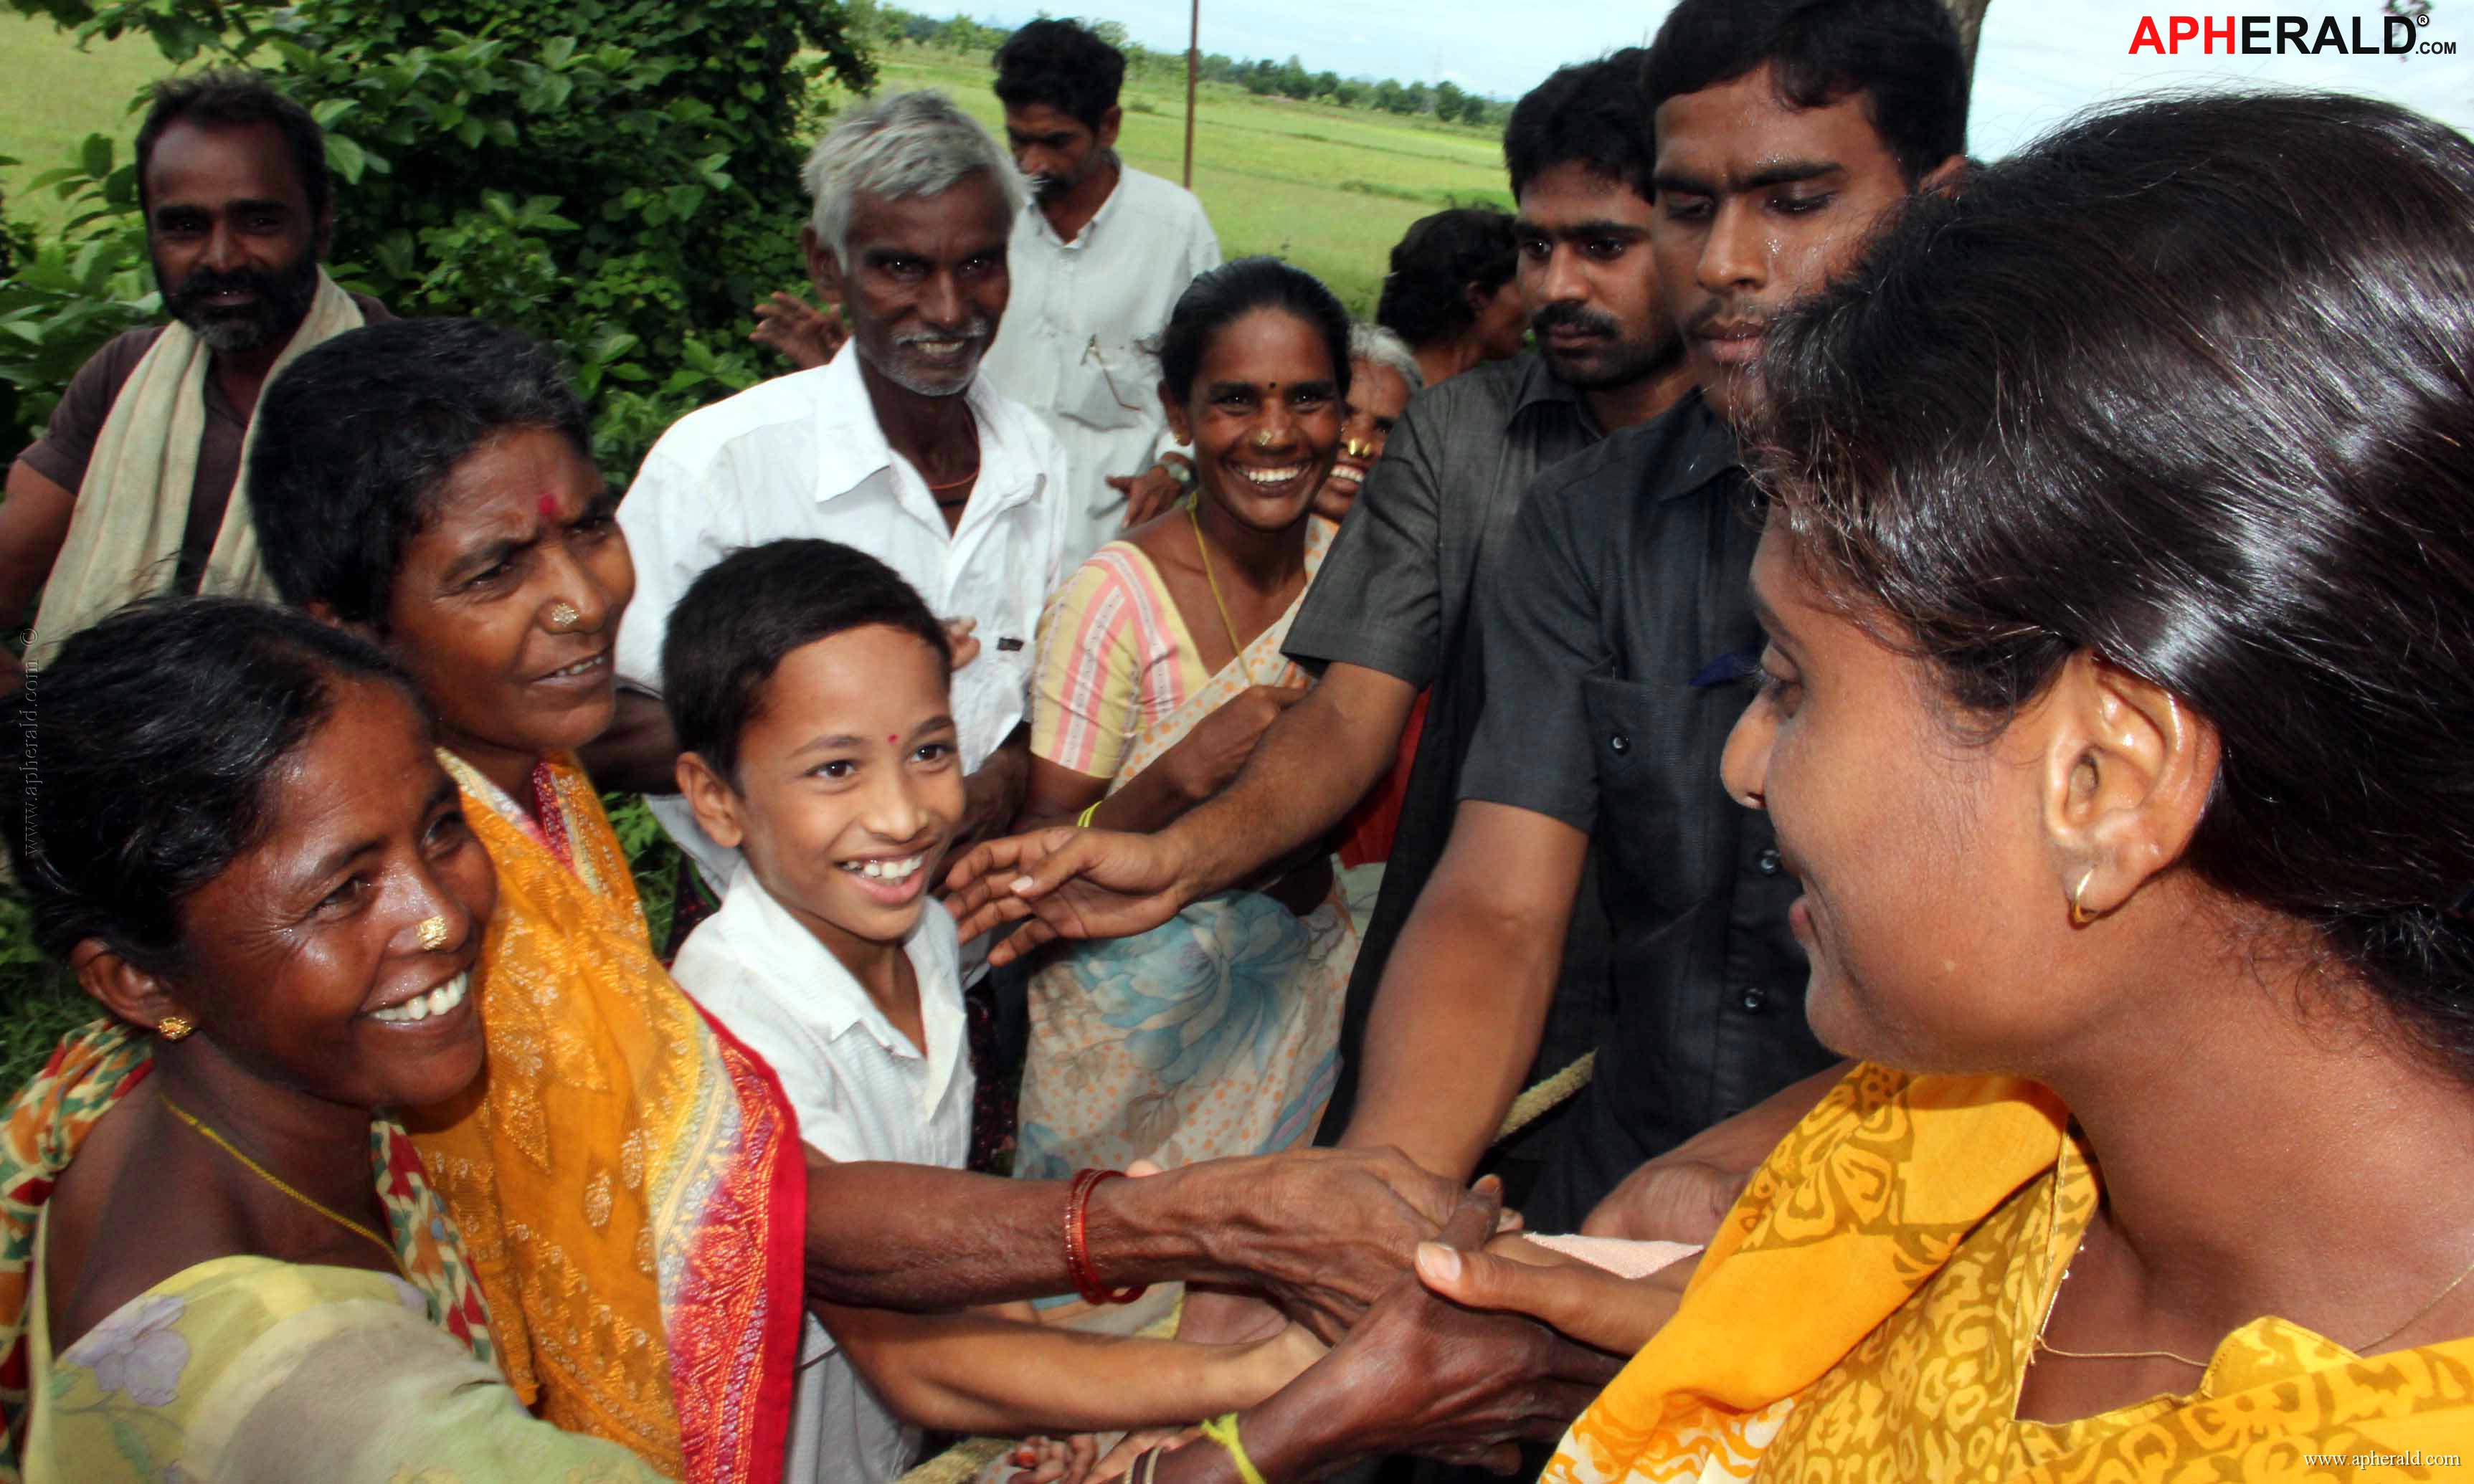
[1459,391,1832,1222]
[1285,354,1613,1157]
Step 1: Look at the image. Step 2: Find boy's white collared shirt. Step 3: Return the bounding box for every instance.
[616,346,1072,893]
[670,863,975,1484]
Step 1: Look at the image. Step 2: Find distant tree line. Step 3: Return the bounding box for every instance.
[866,6,1513,127]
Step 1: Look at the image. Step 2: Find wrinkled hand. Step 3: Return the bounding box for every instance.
[942,616,982,671]
[1580,1152,1748,1245]
[1290,1182,1626,1473]
[1180,1146,1467,1343]
[749,290,847,370]
[1160,685,1307,806]
[1086,1428,1199,1484]
[1413,1232,1688,1359]
[1107,454,1194,530]
[941,827,1191,964]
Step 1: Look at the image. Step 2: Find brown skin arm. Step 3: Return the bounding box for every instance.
[1337,801,1588,1181]
[802,1146,1465,1343]
[577,688,683,794]
[944,662,1416,959]
[1580,1060,1853,1244]
[951,724,1033,860]
[821,1299,1319,1436]
[0,459,79,684]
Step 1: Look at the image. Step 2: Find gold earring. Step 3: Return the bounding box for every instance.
[546,601,581,632]
[416,915,450,951]
[2069,869,2099,927]
[157,1014,194,1042]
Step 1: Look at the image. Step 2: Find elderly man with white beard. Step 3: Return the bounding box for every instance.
[593,92,1066,937]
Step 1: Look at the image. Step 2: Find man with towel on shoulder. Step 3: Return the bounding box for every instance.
[1,69,383,683]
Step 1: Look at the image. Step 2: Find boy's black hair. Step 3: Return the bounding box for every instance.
[661,539,952,786]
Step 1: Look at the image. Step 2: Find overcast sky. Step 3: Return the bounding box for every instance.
[1005,0,2470,157]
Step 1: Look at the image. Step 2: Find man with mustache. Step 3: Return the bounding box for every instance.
[1395,0,1973,1240]
[949,51,1695,1228]
[978,18,1221,566]
[599,93,1064,951]
[1,70,383,685]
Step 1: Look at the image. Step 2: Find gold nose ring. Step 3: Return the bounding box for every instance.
[1252,429,1277,450]
[417,915,450,951]
[546,601,581,632]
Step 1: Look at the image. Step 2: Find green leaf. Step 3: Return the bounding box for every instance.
[324,135,367,184]
[79,134,111,181]
[662,185,704,222]
[455,117,485,150]
[540,34,576,67]
[312,97,356,128]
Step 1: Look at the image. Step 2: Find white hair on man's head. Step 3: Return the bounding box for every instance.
[1348,320,1424,394]
[802,91,1027,265]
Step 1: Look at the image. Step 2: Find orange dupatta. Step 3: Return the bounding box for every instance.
[409,753,805,1484]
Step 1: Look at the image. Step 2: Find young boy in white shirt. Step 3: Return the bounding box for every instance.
[660,539,1316,1484]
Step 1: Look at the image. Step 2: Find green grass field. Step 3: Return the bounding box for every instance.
[0,16,1513,313]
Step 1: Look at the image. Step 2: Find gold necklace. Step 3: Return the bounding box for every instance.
[1186,495,1249,667]
[2032,1138,2474,1367]
[160,1092,399,1266]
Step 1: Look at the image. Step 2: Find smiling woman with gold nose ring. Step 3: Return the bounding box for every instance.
[0,596,670,1482]
[243,316,807,1478]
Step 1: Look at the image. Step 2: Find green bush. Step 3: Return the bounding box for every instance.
[0,0,873,1085]
[3,0,876,477]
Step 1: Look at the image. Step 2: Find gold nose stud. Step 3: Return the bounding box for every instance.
[417,915,450,951]
[546,601,581,632]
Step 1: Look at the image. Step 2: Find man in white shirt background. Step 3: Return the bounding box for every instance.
[978,19,1222,566]
[589,91,1067,920]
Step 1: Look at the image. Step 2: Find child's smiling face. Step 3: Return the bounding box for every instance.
[682,623,963,953]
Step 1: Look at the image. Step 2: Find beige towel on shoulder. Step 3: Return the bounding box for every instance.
[27,270,365,665]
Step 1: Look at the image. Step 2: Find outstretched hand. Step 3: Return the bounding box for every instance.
[1413,1232,1691,1359]
[941,826,1190,964]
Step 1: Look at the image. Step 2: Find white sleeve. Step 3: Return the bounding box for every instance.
[614,443,720,698]
[1188,196,1223,276]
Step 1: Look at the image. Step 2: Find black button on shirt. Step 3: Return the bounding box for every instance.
[1456,392,1835,1221]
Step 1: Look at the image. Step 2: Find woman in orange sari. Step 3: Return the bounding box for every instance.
[247,319,803,1483]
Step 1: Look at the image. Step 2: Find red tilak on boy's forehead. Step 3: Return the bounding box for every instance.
[537,493,561,521]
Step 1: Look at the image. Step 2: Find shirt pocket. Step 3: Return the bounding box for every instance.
[1062,338,1152,432]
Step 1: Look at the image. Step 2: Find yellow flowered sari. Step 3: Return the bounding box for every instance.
[1551,1065,2474,1483]
[411,752,805,1484]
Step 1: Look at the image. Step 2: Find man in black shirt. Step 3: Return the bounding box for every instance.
[1360,0,1973,1232]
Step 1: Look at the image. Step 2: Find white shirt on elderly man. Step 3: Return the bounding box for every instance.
[671,864,974,1484]
[615,343,1072,894]
[978,162,1219,566]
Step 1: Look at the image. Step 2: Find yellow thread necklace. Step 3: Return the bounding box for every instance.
[160,1092,398,1266]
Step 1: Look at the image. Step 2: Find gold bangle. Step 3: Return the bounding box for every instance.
[1200,1413,1264,1484]
[1076,801,1101,829]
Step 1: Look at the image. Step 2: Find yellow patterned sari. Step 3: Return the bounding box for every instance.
[1551,1065,2474,1483]
[410,752,805,1484]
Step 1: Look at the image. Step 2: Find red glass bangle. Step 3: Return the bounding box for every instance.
[1065,1167,1147,1305]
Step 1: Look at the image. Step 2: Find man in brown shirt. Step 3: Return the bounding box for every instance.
[2,70,382,684]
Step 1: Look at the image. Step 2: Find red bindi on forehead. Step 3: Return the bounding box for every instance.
[888,735,899,744]
[537,492,561,522]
